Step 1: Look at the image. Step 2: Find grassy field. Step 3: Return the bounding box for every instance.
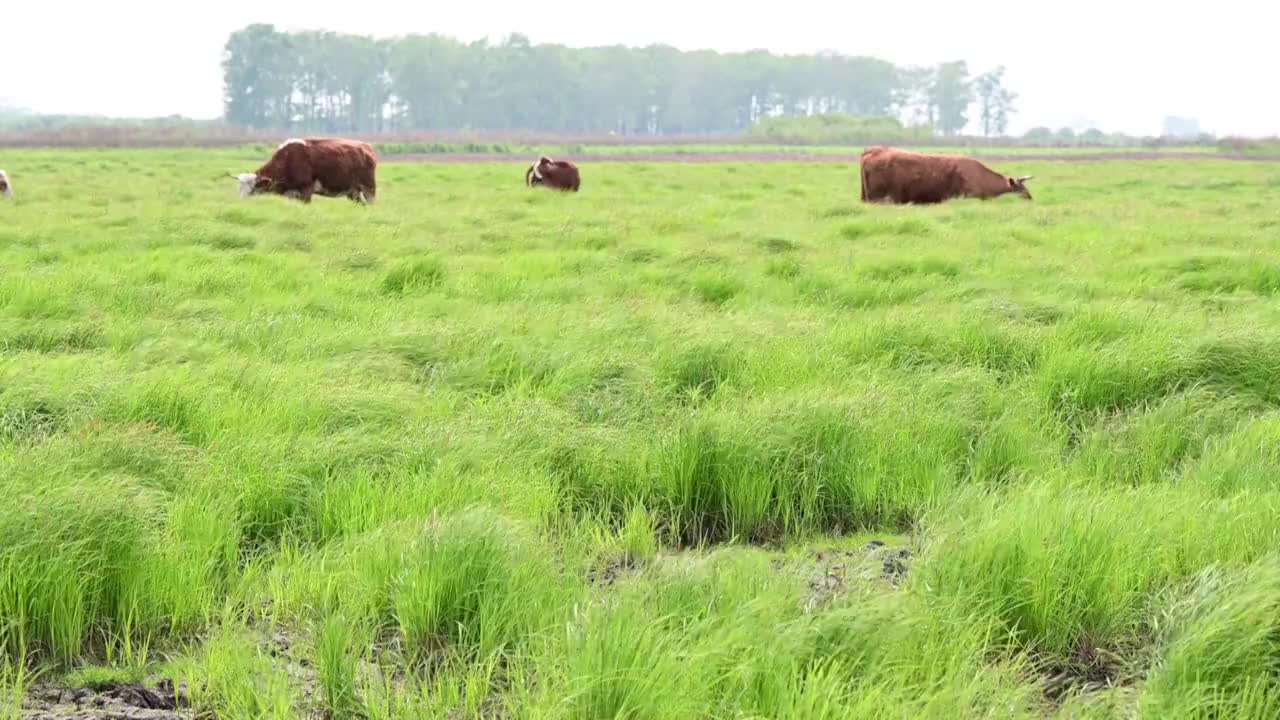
[3,149,1280,719]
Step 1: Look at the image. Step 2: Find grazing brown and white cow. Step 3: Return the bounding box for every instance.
[0,170,12,198]
[860,146,1033,204]
[525,156,580,192]
[232,137,377,204]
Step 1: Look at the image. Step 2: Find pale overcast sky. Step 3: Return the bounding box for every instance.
[6,0,1278,136]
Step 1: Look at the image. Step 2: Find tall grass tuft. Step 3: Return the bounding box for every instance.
[0,476,151,661]
[273,508,564,668]
[316,612,367,720]
[1140,559,1280,716]
[382,257,446,295]
[921,483,1280,663]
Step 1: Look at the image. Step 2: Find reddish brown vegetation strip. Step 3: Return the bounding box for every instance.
[387,151,1280,164]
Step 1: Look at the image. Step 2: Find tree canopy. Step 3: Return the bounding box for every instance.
[221,25,1017,137]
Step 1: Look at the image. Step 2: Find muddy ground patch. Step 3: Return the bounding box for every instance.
[22,680,192,720]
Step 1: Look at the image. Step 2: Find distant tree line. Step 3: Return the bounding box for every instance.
[0,107,222,132]
[221,25,1017,137]
[746,114,933,144]
[1019,125,1217,147]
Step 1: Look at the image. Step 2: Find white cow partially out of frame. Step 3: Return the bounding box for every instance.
[0,170,12,198]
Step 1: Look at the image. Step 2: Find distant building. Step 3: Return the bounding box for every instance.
[1162,116,1201,138]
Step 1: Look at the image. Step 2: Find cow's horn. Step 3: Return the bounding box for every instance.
[1017,175,1034,182]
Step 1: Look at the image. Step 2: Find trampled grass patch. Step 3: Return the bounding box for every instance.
[2,149,1280,717]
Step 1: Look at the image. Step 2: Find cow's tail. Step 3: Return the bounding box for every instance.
[860,161,868,202]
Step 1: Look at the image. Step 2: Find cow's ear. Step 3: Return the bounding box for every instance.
[1008,177,1017,188]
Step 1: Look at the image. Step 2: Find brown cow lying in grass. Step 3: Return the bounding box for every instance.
[526,156,581,192]
[860,146,1033,204]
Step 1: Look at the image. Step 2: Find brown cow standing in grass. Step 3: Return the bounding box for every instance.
[860,146,1033,204]
[525,156,581,192]
[0,170,12,198]
[233,138,377,204]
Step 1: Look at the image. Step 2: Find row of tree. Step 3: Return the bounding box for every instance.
[1021,126,1217,147]
[222,25,1017,137]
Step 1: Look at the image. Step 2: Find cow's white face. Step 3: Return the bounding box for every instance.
[529,156,553,181]
[236,173,258,198]
[0,170,11,198]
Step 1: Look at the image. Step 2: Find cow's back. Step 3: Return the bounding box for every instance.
[861,145,893,162]
[863,149,959,204]
[543,161,580,191]
[306,138,377,194]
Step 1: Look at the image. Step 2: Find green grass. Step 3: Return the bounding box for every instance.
[3,149,1280,717]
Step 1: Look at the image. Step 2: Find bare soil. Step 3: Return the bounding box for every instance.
[22,680,192,720]
[386,151,1280,164]
[804,540,913,611]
